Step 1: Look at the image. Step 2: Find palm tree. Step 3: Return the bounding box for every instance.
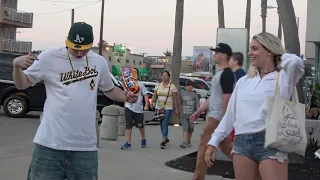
[276,0,303,102]
[261,0,267,32]
[218,0,225,28]
[163,49,172,56]
[277,8,282,40]
[245,0,251,44]
[171,0,184,124]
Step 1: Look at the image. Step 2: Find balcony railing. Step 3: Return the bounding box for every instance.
[2,38,32,53]
[2,7,33,25]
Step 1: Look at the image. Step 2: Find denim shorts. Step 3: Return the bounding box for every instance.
[232,131,288,163]
[27,144,98,180]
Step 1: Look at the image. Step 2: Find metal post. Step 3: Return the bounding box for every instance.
[71,9,74,25]
[99,0,105,55]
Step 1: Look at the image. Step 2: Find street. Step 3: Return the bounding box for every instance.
[0,110,227,180]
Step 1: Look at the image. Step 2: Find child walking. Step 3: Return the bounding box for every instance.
[179,80,200,148]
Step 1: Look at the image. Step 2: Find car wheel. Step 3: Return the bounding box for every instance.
[3,95,28,118]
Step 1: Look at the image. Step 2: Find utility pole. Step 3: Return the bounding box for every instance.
[71,9,74,25]
[99,0,105,55]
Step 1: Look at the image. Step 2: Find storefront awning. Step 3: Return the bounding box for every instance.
[112,65,121,75]
[137,68,150,77]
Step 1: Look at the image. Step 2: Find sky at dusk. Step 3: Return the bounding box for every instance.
[17,0,307,56]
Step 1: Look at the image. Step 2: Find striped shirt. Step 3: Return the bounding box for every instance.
[155,82,177,110]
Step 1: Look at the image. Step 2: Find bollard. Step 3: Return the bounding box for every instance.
[96,110,101,147]
[40,112,44,122]
[109,105,126,136]
[100,106,120,141]
[117,107,125,136]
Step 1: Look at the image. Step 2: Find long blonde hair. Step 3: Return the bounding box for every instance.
[247,32,286,78]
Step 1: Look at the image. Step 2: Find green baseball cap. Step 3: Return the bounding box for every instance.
[65,22,94,50]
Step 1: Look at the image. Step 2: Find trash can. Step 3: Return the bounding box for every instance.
[100,106,120,141]
[96,110,101,147]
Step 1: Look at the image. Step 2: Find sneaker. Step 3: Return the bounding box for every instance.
[160,141,166,149]
[121,142,132,150]
[180,142,189,148]
[165,138,170,144]
[141,139,147,148]
[187,141,192,147]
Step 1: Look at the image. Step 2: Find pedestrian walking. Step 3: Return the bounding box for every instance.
[13,22,137,180]
[121,69,149,150]
[190,43,236,180]
[150,71,179,149]
[229,52,247,142]
[179,80,200,148]
[229,52,246,81]
[205,32,304,180]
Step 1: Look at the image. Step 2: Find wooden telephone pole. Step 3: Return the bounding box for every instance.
[71,9,74,25]
[99,0,105,55]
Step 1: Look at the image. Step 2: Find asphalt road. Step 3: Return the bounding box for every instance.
[0,110,228,180]
[0,110,41,147]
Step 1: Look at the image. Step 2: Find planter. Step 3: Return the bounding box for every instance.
[165,148,320,180]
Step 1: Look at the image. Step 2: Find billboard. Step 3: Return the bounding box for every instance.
[193,46,213,73]
[216,28,249,71]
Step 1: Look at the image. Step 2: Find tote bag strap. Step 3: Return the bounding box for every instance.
[274,72,281,97]
[274,72,299,103]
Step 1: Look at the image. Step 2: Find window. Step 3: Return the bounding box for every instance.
[179,78,187,86]
[194,80,210,90]
[144,84,156,92]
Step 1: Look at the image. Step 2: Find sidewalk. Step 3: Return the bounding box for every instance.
[97,121,228,180]
[0,118,228,180]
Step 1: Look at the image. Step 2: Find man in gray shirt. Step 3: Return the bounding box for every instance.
[190,43,235,180]
[179,80,200,148]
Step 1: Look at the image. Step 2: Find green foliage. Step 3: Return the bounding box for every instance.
[312,83,320,107]
[307,137,320,151]
[163,49,172,57]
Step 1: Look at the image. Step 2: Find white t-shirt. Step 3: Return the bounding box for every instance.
[24,46,115,151]
[125,82,148,113]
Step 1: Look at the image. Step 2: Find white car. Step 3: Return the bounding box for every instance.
[179,76,211,98]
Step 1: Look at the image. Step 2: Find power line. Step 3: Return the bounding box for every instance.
[44,1,68,10]
[34,1,100,15]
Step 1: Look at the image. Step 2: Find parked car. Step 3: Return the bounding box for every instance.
[0,74,124,118]
[179,76,211,98]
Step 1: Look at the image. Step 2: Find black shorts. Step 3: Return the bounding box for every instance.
[125,108,144,129]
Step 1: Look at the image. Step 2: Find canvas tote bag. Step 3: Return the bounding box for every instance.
[264,72,308,156]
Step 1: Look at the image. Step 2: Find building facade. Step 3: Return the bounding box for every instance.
[92,45,149,81]
[0,0,33,54]
[306,0,320,83]
[143,56,194,81]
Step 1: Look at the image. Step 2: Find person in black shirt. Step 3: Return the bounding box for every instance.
[229,52,246,81]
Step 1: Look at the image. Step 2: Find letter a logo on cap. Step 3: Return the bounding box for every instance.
[74,34,84,43]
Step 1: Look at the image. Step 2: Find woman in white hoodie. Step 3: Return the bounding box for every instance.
[204,32,304,180]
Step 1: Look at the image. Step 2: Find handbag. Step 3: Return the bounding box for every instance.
[264,72,308,156]
[153,84,171,121]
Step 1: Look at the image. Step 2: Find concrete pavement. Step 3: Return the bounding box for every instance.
[0,111,229,180]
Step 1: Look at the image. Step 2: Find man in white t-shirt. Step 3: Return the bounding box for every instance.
[121,69,149,150]
[13,22,137,180]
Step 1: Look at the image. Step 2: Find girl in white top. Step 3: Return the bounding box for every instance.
[205,32,304,180]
